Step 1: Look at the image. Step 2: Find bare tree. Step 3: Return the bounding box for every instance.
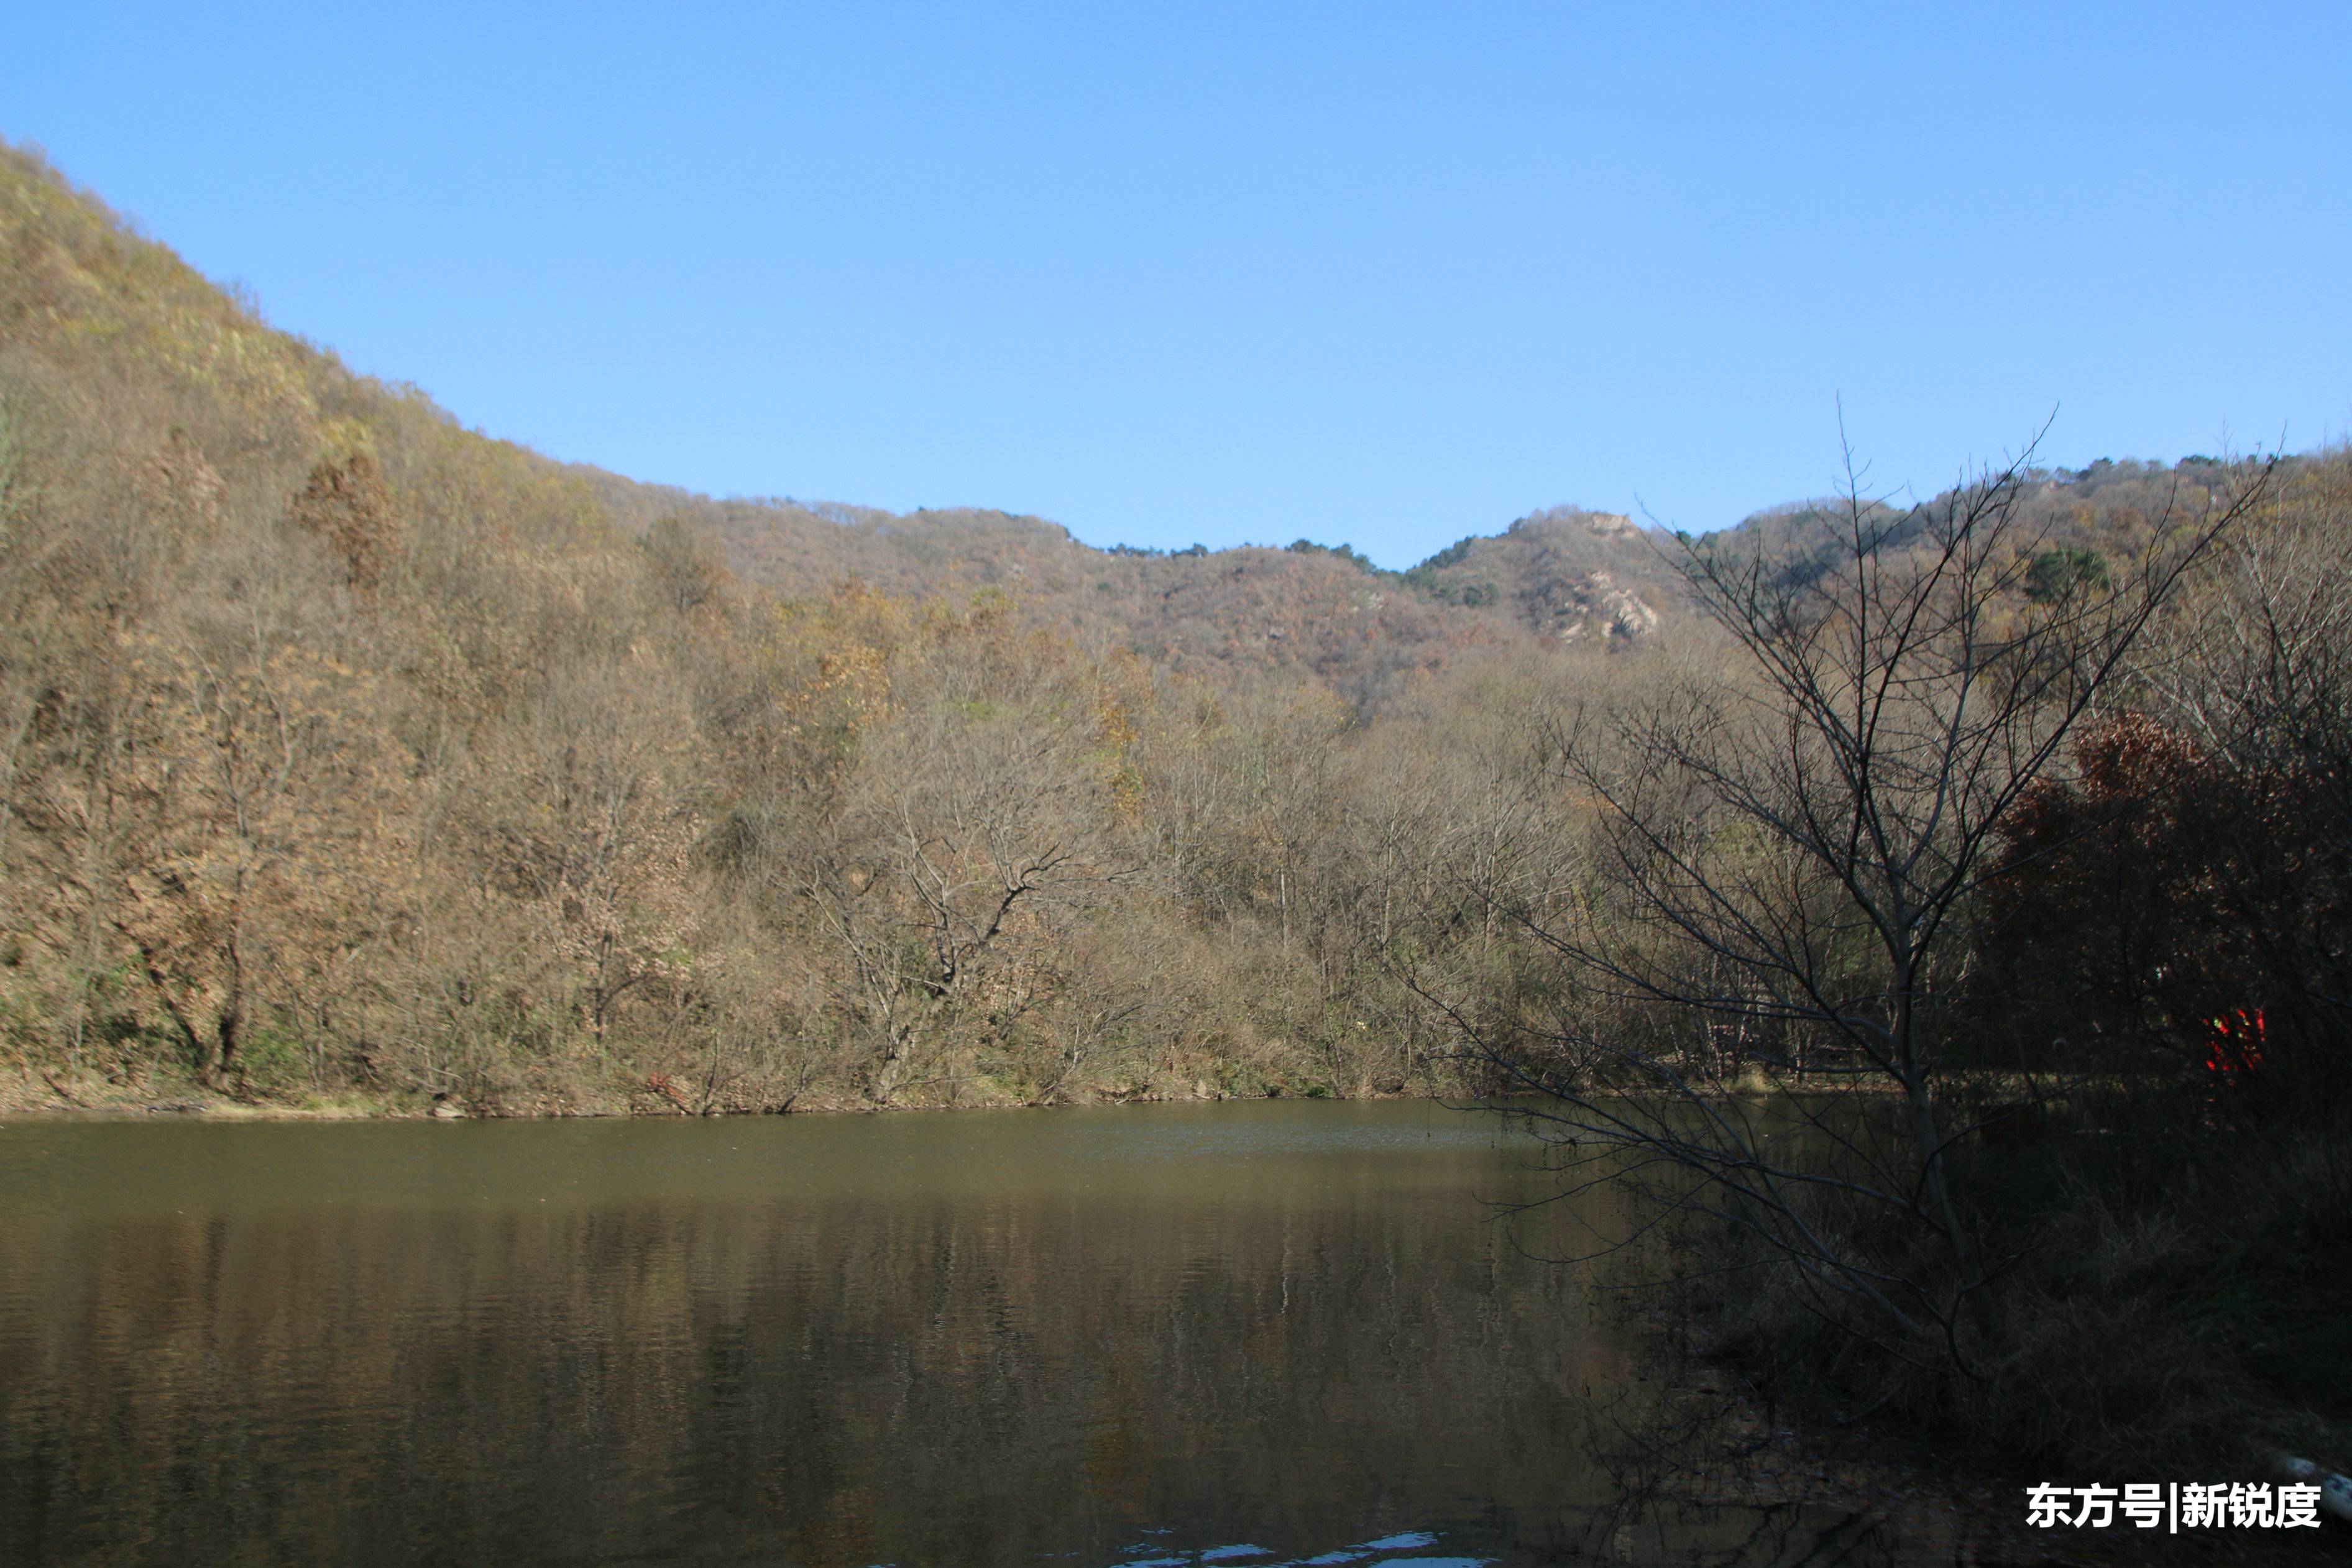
[2109,456,2352,1100]
[111,623,406,1088]
[1437,439,2274,1368]
[791,607,1136,1103]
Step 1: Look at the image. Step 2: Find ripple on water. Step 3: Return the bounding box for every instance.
[0,1106,1607,1567]
[1105,1529,1484,1567]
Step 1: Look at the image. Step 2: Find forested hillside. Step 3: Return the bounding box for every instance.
[7,137,2351,1483]
[594,478,1676,709]
[1,140,2329,1129]
[0,142,1624,1116]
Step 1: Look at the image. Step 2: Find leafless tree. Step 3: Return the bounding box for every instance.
[1436,438,2275,1369]
[2131,458,2352,1076]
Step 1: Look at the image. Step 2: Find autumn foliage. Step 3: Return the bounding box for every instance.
[1991,702,2350,1119]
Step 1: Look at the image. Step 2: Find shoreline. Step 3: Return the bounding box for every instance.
[0,1075,1446,1124]
[0,1067,2030,1125]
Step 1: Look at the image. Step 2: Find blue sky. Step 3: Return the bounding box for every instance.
[6,2,2348,566]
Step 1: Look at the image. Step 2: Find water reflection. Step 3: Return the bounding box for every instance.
[0,1104,2003,1566]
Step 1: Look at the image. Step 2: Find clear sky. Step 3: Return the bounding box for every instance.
[6,2,2348,566]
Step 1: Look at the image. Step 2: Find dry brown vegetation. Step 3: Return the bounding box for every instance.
[0,142,1617,1118]
[4,139,2345,1483]
[1445,447,2352,1477]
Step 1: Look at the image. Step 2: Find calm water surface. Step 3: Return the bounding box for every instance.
[0,1101,1915,1566]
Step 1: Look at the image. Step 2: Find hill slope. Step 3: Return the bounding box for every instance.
[0,140,1617,1117]
[0,138,2301,1130]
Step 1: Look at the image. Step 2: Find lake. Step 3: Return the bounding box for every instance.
[0,1100,1921,1566]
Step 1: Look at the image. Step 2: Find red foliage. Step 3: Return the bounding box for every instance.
[2203,1008,2265,1086]
[1988,715,2256,1075]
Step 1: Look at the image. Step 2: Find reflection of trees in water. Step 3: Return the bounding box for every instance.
[2,1189,1629,1565]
